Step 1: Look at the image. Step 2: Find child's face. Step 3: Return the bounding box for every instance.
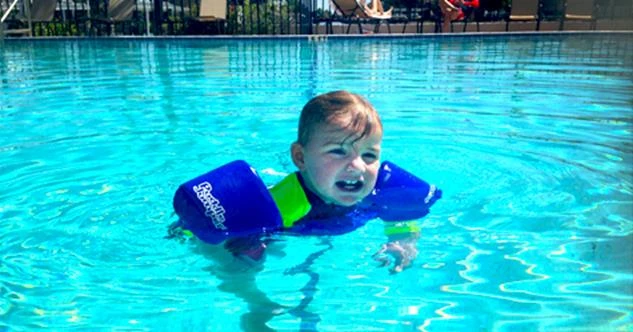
[292,115,382,207]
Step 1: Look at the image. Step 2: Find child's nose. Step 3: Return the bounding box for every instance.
[346,156,366,173]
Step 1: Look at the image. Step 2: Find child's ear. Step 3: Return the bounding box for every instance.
[291,142,305,170]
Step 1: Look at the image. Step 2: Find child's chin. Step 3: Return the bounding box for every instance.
[333,196,363,207]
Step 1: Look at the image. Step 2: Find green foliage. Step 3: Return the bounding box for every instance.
[32,22,77,37]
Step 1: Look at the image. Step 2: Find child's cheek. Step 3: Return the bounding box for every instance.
[369,165,380,177]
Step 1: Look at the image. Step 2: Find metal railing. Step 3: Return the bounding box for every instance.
[1,0,31,37]
[1,0,21,22]
[0,0,631,37]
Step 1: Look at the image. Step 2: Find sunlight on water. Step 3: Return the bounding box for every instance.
[1,33,632,331]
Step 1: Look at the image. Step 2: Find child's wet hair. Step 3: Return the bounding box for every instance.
[297,90,383,145]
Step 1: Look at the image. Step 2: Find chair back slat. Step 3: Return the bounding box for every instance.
[510,0,539,17]
[31,0,57,21]
[108,0,135,21]
[566,0,595,17]
[200,0,226,19]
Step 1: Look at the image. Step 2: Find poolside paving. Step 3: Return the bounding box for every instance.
[314,19,633,35]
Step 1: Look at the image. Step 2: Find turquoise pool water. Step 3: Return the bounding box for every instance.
[1,33,632,331]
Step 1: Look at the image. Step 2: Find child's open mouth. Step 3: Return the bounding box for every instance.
[335,180,363,192]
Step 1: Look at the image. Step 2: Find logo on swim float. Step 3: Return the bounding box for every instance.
[193,182,227,230]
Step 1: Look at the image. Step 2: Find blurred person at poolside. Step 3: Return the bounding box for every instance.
[439,0,479,33]
[366,0,392,16]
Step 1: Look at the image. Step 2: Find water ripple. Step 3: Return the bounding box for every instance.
[1,34,632,331]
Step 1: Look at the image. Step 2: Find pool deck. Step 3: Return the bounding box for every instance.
[1,18,631,40]
[314,19,633,35]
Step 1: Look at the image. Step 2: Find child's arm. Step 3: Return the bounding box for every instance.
[373,221,420,273]
[173,160,289,245]
[369,162,442,273]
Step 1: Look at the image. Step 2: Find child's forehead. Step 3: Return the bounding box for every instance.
[315,120,382,144]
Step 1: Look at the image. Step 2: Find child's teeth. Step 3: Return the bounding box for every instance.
[336,180,362,191]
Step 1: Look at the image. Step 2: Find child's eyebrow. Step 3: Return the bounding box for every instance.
[323,140,349,146]
[323,140,381,152]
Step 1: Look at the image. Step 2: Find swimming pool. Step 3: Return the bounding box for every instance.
[1,32,632,331]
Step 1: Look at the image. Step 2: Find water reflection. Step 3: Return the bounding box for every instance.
[0,34,632,330]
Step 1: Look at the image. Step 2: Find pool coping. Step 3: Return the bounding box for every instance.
[2,30,633,42]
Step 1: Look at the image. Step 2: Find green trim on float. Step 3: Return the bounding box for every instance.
[269,173,312,228]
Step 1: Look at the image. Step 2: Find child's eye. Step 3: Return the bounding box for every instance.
[362,153,378,163]
[329,148,346,155]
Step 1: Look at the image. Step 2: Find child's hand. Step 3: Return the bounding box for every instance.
[372,233,419,273]
[165,220,193,243]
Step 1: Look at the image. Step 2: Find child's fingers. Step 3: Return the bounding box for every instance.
[372,244,388,257]
[402,243,418,260]
[391,243,417,273]
[374,255,391,267]
[372,245,388,265]
[373,241,418,272]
